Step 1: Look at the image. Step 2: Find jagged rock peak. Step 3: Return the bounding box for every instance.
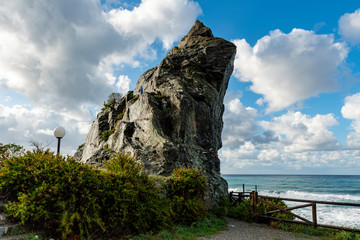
[75,20,237,206]
[186,20,213,37]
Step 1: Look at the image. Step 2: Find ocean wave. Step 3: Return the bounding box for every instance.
[292,205,360,228]
[259,190,360,202]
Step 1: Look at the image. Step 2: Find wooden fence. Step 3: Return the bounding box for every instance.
[229,189,360,232]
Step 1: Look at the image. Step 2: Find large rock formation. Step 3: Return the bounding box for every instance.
[75,20,236,206]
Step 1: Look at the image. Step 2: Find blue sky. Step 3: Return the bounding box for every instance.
[1,0,360,174]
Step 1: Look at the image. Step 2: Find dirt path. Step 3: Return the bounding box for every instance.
[199,218,322,240]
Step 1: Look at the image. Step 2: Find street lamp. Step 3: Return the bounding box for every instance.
[54,126,66,155]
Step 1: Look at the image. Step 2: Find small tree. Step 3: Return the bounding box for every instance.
[107,93,122,105]
[0,143,24,163]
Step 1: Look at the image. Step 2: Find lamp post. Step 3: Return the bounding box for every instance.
[54,126,66,155]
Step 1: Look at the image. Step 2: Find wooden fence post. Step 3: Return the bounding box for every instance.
[312,202,317,228]
[251,191,259,222]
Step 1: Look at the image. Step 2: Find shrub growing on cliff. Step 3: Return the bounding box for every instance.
[166,168,208,225]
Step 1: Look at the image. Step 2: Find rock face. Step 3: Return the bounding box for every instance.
[75,20,236,206]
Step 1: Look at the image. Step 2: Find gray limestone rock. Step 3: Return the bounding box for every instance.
[75,20,236,206]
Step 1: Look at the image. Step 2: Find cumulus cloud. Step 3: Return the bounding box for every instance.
[233,29,348,113]
[0,0,201,153]
[116,75,131,94]
[106,0,202,49]
[219,109,345,172]
[222,92,259,149]
[339,9,360,45]
[0,0,201,116]
[342,92,360,122]
[0,104,90,154]
[259,111,339,152]
[0,0,123,114]
[342,92,360,148]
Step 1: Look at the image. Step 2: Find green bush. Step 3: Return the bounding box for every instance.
[256,198,294,220]
[154,93,167,99]
[101,154,170,234]
[1,150,105,239]
[222,196,293,222]
[101,129,112,141]
[0,149,64,200]
[227,201,254,222]
[0,150,209,239]
[166,168,208,225]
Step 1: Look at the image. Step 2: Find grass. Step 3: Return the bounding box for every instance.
[20,234,46,240]
[277,222,360,240]
[130,213,227,240]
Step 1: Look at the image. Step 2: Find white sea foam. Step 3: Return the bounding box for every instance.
[260,190,360,228]
[261,190,360,202]
[228,187,242,192]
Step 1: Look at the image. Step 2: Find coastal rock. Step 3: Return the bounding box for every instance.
[75,20,236,206]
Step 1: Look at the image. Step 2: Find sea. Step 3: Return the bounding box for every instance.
[222,175,360,229]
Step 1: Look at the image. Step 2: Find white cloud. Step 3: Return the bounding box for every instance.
[258,149,279,161]
[342,92,360,148]
[0,103,90,154]
[106,0,202,49]
[233,29,348,113]
[222,93,259,149]
[0,0,201,117]
[259,111,339,152]
[0,0,121,113]
[36,128,54,136]
[339,9,360,45]
[0,0,201,153]
[342,92,360,122]
[219,109,347,172]
[116,75,131,94]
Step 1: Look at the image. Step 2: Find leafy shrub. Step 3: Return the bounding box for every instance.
[166,168,208,225]
[222,196,294,223]
[101,128,115,141]
[0,151,173,239]
[0,149,60,200]
[154,93,167,99]
[1,150,105,239]
[101,154,170,234]
[101,130,111,141]
[256,198,294,220]
[129,95,139,104]
[226,199,254,222]
[116,108,126,121]
[115,108,126,127]
[0,150,209,239]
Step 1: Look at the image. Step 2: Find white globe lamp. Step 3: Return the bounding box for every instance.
[54,126,66,154]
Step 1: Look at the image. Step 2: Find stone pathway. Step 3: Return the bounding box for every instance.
[199,218,322,240]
